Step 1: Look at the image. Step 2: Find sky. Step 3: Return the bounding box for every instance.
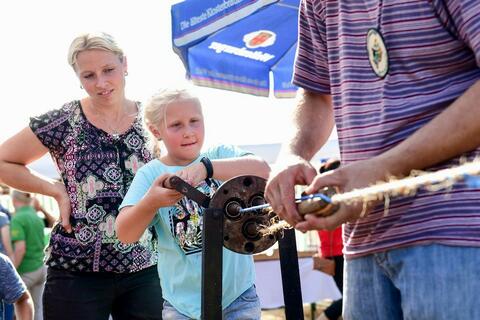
[0,0,338,176]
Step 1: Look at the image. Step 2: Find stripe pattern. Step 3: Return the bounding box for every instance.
[293,0,480,257]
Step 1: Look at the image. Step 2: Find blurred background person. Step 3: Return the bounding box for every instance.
[313,159,343,320]
[0,201,15,320]
[10,190,47,320]
[0,203,14,261]
[0,252,34,320]
[0,203,11,220]
[314,228,343,320]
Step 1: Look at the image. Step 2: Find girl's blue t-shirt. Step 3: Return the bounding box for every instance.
[120,145,255,319]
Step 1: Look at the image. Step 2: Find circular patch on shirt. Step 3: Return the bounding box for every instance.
[367,28,389,78]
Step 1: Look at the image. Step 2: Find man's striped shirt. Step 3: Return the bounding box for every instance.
[293,0,480,257]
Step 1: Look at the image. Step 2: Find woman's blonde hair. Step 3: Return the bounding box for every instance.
[143,88,201,158]
[67,32,124,70]
[10,190,33,205]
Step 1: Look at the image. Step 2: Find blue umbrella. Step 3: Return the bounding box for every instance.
[171,0,300,98]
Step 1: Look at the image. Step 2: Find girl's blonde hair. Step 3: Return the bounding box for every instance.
[143,88,202,158]
[67,32,124,70]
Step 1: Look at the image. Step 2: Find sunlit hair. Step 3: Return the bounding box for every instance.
[10,189,33,205]
[67,32,124,70]
[143,88,202,158]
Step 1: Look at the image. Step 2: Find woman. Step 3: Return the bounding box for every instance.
[0,32,162,320]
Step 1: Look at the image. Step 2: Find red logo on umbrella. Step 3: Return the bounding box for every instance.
[243,30,276,49]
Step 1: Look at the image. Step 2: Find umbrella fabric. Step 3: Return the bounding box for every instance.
[172,0,276,67]
[171,0,300,98]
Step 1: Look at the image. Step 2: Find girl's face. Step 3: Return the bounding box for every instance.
[159,99,205,166]
[75,49,127,106]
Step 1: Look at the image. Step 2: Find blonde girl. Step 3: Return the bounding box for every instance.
[116,88,270,320]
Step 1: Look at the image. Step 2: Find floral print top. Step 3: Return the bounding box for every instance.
[29,100,157,273]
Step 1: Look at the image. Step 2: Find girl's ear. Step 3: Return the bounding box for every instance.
[148,124,162,140]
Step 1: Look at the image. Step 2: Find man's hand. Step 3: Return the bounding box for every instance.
[265,157,317,226]
[296,157,390,232]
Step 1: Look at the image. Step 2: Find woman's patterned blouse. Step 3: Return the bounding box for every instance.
[29,100,157,273]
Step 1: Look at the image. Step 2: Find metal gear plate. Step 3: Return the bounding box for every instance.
[209,175,280,254]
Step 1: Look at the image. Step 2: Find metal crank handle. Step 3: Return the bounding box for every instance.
[163,175,210,208]
[163,175,193,193]
[296,186,339,217]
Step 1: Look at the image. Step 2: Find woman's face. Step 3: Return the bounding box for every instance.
[75,49,127,106]
[159,100,205,166]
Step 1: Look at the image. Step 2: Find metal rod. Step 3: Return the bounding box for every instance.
[238,203,270,213]
[237,193,333,213]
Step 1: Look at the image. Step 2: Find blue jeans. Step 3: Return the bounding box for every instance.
[162,285,261,320]
[344,244,480,320]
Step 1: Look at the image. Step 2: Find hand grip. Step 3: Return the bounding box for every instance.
[163,175,210,208]
[297,186,339,217]
[163,175,181,190]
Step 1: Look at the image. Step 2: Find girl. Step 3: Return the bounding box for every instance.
[116,88,270,320]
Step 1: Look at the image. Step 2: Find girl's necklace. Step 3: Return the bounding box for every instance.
[366,0,389,78]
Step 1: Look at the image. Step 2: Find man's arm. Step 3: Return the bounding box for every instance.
[13,240,26,268]
[288,90,335,160]
[265,90,335,226]
[14,291,34,320]
[0,253,33,320]
[376,79,480,177]
[297,80,480,231]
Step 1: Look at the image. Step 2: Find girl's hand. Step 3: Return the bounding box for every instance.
[52,182,72,233]
[146,173,184,208]
[175,163,207,187]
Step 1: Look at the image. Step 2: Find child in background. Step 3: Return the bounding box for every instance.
[0,250,34,320]
[0,210,15,320]
[116,88,270,320]
[315,228,343,320]
[314,159,343,320]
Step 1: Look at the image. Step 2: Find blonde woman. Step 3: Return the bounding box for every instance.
[0,32,162,319]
